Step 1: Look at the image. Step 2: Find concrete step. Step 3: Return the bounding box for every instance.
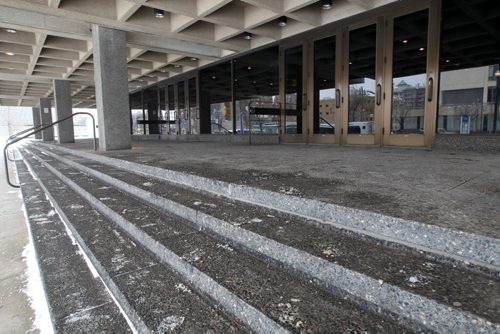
[19,151,248,333]
[22,147,410,332]
[21,143,500,332]
[15,158,131,333]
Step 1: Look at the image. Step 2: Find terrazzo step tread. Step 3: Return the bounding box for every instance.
[39,142,498,272]
[21,151,244,333]
[15,160,131,333]
[31,145,500,325]
[24,148,410,333]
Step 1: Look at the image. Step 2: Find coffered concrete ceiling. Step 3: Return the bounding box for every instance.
[0,0,397,107]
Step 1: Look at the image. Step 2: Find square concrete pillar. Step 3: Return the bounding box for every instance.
[32,107,42,139]
[53,79,74,143]
[39,98,54,142]
[92,24,131,151]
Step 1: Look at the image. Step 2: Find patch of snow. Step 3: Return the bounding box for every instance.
[142,182,153,187]
[174,283,192,294]
[216,243,234,252]
[249,218,263,223]
[70,204,84,209]
[98,186,110,190]
[98,197,113,201]
[21,206,55,334]
[193,201,202,206]
[47,209,56,217]
[157,315,185,332]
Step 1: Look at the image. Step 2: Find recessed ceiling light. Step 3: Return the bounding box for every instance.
[402,39,408,44]
[349,61,352,65]
[212,76,216,79]
[278,16,287,27]
[6,28,16,33]
[269,83,273,86]
[5,52,14,56]
[190,57,198,61]
[445,59,450,63]
[243,32,252,40]
[247,66,252,70]
[419,47,425,51]
[252,80,256,84]
[321,0,332,10]
[154,8,165,18]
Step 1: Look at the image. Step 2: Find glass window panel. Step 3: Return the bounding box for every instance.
[200,61,233,134]
[349,24,376,134]
[234,46,279,135]
[438,0,500,134]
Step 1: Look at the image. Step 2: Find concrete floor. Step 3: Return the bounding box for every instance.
[0,148,34,333]
[78,139,500,239]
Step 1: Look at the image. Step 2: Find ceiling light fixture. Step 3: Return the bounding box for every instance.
[321,0,332,10]
[154,8,165,18]
[402,39,408,44]
[419,47,425,51]
[445,59,450,63]
[243,32,252,40]
[247,66,252,70]
[5,52,14,56]
[6,28,16,33]
[278,16,287,27]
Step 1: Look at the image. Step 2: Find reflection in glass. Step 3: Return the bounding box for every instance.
[285,46,303,134]
[234,46,279,135]
[314,36,336,134]
[200,62,232,134]
[159,87,166,134]
[178,81,189,134]
[143,87,160,135]
[349,24,376,134]
[391,10,428,134]
[188,78,198,135]
[130,92,143,135]
[167,85,176,134]
[438,0,500,134]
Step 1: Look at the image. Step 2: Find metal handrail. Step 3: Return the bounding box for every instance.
[319,117,335,129]
[4,112,97,188]
[5,124,46,161]
[211,122,231,134]
[7,124,45,141]
[248,101,281,145]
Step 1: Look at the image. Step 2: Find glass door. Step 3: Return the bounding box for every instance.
[310,33,341,144]
[341,21,384,145]
[383,8,430,146]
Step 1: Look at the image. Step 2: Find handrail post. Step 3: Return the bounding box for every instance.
[3,111,98,188]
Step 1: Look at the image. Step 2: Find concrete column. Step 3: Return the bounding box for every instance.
[53,79,74,143]
[31,107,42,139]
[39,98,54,142]
[92,24,131,151]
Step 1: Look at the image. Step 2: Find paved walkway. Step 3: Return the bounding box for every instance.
[0,145,34,333]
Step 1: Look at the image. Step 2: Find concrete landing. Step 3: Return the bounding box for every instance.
[58,139,500,239]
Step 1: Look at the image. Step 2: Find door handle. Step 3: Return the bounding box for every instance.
[335,89,341,108]
[427,77,434,102]
[376,84,382,106]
